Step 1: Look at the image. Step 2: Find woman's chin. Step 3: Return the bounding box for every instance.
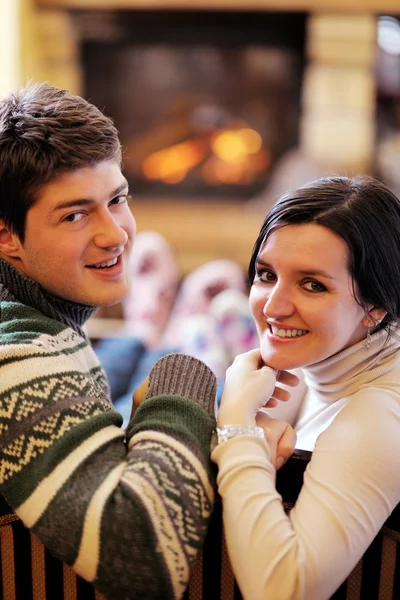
[260,351,301,372]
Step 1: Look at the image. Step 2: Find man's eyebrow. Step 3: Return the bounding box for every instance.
[51,181,129,213]
[255,260,335,280]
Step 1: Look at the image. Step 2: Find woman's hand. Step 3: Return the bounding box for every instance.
[218,348,299,427]
[255,411,296,469]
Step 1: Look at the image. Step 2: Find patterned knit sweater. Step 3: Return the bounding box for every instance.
[0,259,217,599]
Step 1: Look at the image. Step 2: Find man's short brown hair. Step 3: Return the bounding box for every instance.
[0,82,121,241]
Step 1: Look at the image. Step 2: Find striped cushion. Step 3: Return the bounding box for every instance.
[1,451,400,599]
[0,517,106,600]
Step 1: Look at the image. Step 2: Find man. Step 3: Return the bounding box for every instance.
[0,82,217,599]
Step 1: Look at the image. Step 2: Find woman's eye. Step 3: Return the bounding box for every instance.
[63,212,85,223]
[256,269,276,283]
[302,279,326,293]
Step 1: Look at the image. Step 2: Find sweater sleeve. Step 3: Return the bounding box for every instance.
[0,347,217,600]
[212,387,400,600]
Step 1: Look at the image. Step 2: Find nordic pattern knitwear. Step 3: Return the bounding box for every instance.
[0,258,95,338]
[0,259,217,599]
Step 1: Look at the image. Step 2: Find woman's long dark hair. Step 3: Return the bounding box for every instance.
[248,176,400,333]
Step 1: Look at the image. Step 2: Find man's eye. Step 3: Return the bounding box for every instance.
[302,280,326,293]
[63,212,85,223]
[109,195,127,206]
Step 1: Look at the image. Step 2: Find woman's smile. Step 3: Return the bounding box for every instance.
[268,324,309,339]
[249,223,368,370]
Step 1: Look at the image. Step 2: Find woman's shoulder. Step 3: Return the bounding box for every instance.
[357,360,400,398]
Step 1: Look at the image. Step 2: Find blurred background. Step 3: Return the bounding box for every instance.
[3,0,400,275]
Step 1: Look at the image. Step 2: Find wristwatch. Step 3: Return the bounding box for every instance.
[210,424,266,451]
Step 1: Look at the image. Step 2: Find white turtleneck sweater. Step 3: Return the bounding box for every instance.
[212,328,400,600]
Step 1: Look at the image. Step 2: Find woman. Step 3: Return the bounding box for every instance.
[212,175,400,599]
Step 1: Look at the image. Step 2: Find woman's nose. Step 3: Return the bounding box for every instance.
[262,284,295,319]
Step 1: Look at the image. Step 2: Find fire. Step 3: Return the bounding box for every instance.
[211,128,263,162]
[142,139,205,184]
[141,125,269,185]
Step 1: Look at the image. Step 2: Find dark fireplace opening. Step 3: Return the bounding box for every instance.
[77,10,307,200]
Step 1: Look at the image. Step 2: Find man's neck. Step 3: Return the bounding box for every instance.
[0,258,96,338]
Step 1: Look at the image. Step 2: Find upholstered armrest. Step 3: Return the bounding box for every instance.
[1,450,400,600]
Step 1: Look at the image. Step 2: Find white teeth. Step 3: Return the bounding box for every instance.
[92,257,118,269]
[271,326,308,338]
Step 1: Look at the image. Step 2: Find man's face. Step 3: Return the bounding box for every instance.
[9,161,136,306]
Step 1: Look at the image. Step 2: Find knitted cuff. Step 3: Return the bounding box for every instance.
[145,353,217,416]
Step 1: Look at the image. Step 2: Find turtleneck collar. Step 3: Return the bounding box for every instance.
[302,326,400,401]
[0,258,97,339]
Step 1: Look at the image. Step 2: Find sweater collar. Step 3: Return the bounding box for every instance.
[0,258,96,338]
[302,326,400,400]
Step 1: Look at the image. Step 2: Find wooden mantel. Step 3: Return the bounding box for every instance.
[34,0,400,14]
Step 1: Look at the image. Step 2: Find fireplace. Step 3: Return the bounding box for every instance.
[75,9,306,201]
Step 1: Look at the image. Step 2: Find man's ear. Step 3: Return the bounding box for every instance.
[0,221,23,259]
[362,307,387,328]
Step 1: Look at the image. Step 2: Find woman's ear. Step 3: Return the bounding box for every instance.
[0,221,23,259]
[362,307,387,328]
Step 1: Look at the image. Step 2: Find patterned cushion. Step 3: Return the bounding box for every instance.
[1,451,400,599]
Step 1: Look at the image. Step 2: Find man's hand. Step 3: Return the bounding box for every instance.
[130,376,150,421]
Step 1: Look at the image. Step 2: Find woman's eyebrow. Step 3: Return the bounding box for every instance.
[255,260,335,281]
[298,269,335,280]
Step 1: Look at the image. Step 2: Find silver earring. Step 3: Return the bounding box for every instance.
[364,314,383,349]
[364,327,372,349]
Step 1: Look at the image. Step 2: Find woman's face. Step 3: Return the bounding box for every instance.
[249,223,369,370]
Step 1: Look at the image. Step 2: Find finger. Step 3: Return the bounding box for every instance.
[264,397,279,408]
[276,370,300,387]
[132,376,149,406]
[263,385,291,407]
[131,375,150,420]
[270,385,291,403]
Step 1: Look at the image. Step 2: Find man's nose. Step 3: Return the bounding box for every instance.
[93,212,129,249]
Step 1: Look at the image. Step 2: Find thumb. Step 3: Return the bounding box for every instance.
[256,413,296,470]
[131,376,150,419]
[275,425,297,469]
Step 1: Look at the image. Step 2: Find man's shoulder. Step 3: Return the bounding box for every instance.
[0,299,73,345]
[0,299,102,384]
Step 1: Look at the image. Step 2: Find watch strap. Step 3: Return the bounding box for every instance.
[216,424,266,446]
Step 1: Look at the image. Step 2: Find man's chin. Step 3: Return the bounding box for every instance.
[69,292,126,309]
[94,294,127,308]
[99,299,124,308]
[89,282,130,308]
